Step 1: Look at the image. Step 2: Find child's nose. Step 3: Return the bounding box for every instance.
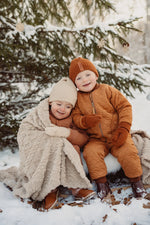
[60,105,66,111]
[82,76,87,82]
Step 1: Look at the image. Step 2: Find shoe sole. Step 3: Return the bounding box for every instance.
[75,192,97,201]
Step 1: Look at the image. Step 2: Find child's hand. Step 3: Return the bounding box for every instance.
[112,122,131,147]
[81,114,101,129]
[45,126,70,138]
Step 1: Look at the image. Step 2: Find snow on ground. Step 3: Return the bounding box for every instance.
[0,175,150,225]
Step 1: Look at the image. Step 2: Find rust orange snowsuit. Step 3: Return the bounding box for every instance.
[50,112,89,157]
[72,83,143,180]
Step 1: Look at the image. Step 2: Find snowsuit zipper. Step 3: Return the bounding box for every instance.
[89,93,96,114]
[89,93,104,138]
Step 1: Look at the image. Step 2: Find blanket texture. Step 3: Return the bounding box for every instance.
[131,130,150,184]
[0,98,92,201]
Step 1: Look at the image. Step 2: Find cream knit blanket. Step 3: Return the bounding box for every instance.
[131,130,150,184]
[0,98,92,201]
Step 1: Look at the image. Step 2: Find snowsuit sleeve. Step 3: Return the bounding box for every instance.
[49,112,89,148]
[67,127,89,148]
[107,85,132,125]
[71,101,86,129]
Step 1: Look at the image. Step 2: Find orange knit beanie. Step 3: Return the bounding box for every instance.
[69,57,99,83]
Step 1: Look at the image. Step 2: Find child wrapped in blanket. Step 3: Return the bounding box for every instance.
[44,77,96,209]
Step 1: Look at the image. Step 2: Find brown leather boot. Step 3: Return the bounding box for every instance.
[131,180,147,198]
[96,182,112,200]
[71,188,97,201]
[44,190,58,210]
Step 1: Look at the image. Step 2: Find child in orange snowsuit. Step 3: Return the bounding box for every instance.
[69,57,146,200]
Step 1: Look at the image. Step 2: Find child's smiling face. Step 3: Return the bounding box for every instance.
[50,101,73,119]
[75,70,98,92]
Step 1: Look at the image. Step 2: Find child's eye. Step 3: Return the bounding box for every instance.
[66,105,72,109]
[76,77,81,80]
[86,73,90,77]
[57,103,61,106]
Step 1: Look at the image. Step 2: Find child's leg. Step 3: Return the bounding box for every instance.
[83,139,109,180]
[83,139,112,200]
[111,134,146,197]
[111,134,142,178]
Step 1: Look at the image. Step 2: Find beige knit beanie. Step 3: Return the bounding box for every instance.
[69,57,99,83]
[49,77,77,107]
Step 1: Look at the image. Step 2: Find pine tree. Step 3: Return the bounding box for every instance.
[0,0,149,151]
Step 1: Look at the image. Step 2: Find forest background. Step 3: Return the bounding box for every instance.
[0,0,150,151]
